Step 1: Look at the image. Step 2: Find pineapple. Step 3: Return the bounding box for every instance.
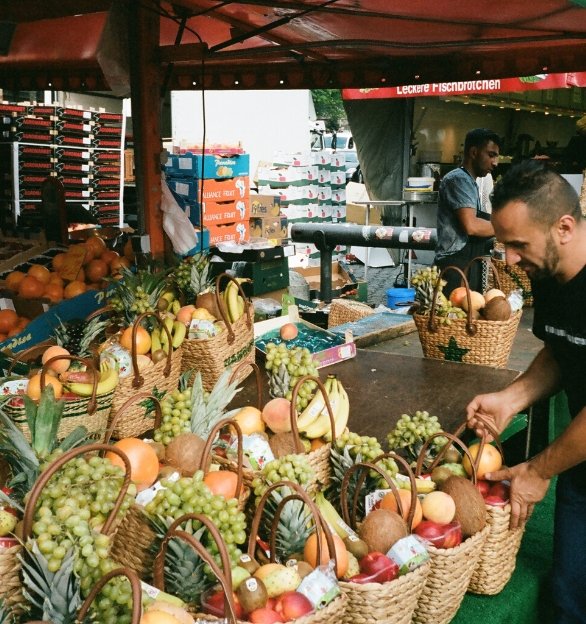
[173,252,213,298]
[53,315,109,357]
[0,599,14,624]
[268,362,290,400]
[19,543,82,624]
[271,491,313,561]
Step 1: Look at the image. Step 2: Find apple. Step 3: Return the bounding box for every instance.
[359,552,399,583]
[249,607,284,623]
[441,522,463,549]
[484,495,508,507]
[414,520,462,549]
[488,481,510,502]
[474,479,491,498]
[274,591,313,621]
[201,588,243,620]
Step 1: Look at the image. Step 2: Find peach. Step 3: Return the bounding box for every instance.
[279,323,298,342]
[421,491,456,524]
[176,305,196,324]
[261,398,292,434]
[249,608,284,624]
[274,592,313,621]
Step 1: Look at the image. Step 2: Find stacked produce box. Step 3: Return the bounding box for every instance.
[0,103,125,230]
[165,149,251,248]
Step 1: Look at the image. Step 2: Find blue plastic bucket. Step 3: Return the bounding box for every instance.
[386,287,415,309]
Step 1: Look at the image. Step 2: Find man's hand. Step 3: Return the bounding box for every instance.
[486,463,549,529]
[466,391,515,440]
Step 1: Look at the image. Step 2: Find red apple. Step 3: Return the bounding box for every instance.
[474,479,491,498]
[265,598,277,610]
[201,588,244,620]
[249,607,284,623]
[441,522,463,549]
[274,591,313,621]
[414,520,447,548]
[359,552,399,583]
[488,481,510,502]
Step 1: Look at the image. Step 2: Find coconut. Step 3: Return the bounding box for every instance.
[439,475,487,537]
[165,432,206,476]
[358,508,408,553]
[482,296,512,321]
[269,432,299,458]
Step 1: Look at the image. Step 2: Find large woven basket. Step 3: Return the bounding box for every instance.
[109,503,156,578]
[180,274,255,392]
[412,431,490,624]
[108,312,182,439]
[4,354,113,442]
[328,299,374,328]
[247,481,347,623]
[414,264,521,368]
[339,458,430,624]
[491,249,533,307]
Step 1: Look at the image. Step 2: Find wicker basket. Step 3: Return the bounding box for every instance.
[328,299,374,329]
[180,274,255,392]
[339,458,430,624]
[247,481,347,623]
[414,264,522,368]
[107,312,182,439]
[4,354,113,442]
[491,249,533,307]
[412,431,490,624]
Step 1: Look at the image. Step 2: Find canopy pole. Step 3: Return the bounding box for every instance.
[128,0,165,257]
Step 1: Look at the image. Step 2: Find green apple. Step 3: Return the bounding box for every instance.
[231,565,251,590]
[0,510,17,537]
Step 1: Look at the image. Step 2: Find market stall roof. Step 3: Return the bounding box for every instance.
[2,1,586,91]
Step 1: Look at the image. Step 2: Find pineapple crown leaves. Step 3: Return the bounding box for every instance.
[189,255,213,297]
[19,542,82,624]
[189,368,242,439]
[0,598,15,624]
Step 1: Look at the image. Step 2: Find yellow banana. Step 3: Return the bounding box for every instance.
[162,291,176,303]
[314,491,359,541]
[237,295,245,319]
[303,378,339,439]
[150,328,162,354]
[66,365,119,396]
[297,376,332,431]
[171,299,181,315]
[395,474,437,494]
[160,325,170,354]
[171,320,187,349]
[324,378,350,442]
[225,281,240,323]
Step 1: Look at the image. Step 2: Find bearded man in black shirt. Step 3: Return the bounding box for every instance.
[466,160,586,623]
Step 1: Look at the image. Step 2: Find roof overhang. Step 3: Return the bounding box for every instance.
[1,1,586,91]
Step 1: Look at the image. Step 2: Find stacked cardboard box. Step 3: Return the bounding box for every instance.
[165,150,250,248]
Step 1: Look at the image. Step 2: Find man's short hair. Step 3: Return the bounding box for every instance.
[464,128,502,154]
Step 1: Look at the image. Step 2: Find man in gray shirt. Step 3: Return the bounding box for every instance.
[434,128,501,296]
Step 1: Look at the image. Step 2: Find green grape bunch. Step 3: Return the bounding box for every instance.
[386,410,447,464]
[153,387,194,445]
[251,454,315,502]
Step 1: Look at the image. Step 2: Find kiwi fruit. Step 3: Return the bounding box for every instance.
[431,466,454,486]
[343,535,369,560]
[238,553,260,575]
[442,447,462,465]
[287,559,314,579]
[358,508,408,554]
[236,577,268,613]
[440,475,487,538]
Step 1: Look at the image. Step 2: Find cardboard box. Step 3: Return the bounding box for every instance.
[168,175,249,203]
[254,305,356,369]
[167,153,250,178]
[345,182,382,225]
[257,165,319,188]
[206,220,250,246]
[294,262,367,302]
[250,216,288,240]
[250,193,281,217]
[185,198,250,227]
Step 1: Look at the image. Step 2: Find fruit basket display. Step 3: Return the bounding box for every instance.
[180,273,255,392]
[338,458,430,624]
[412,264,522,368]
[491,243,533,307]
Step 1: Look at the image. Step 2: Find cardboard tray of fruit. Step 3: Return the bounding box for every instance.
[254,305,356,369]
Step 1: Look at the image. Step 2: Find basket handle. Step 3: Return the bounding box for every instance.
[84,305,115,323]
[127,312,173,388]
[40,355,99,414]
[153,513,237,623]
[290,375,336,454]
[77,567,142,623]
[340,460,406,530]
[463,255,502,291]
[428,265,477,335]
[248,480,336,567]
[5,343,54,375]
[415,430,482,484]
[453,418,505,467]
[229,360,262,410]
[198,417,244,500]
[22,443,132,540]
[214,273,252,344]
[103,392,163,444]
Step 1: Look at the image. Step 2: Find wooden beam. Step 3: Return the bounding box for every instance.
[127,0,165,256]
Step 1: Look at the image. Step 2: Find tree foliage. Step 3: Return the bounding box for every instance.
[311,89,345,132]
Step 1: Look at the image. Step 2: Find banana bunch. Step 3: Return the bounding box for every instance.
[150,316,187,354]
[394,474,437,494]
[314,491,359,541]
[222,279,249,323]
[61,360,119,396]
[157,291,182,315]
[296,375,349,441]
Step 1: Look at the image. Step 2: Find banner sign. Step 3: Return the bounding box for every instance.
[342,73,586,100]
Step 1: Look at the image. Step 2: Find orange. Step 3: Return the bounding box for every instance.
[43,283,64,304]
[5,271,26,291]
[110,256,131,275]
[52,253,67,271]
[449,286,467,308]
[42,346,71,373]
[0,309,18,334]
[19,276,45,299]
[203,471,240,500]
[26,373,63,400]
[380,488,423,529]
[462,443,503,479]
[101,249,120,265]
[27,264,51,285]
[84,235,107,258]
[119,325,151,355]
[233,406,265,435]
[85,258,109,283]
[63,280,87,299]
[48,273,64,287]
[106,438,159,491]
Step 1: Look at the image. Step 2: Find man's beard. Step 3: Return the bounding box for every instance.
[528,232,560,281]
